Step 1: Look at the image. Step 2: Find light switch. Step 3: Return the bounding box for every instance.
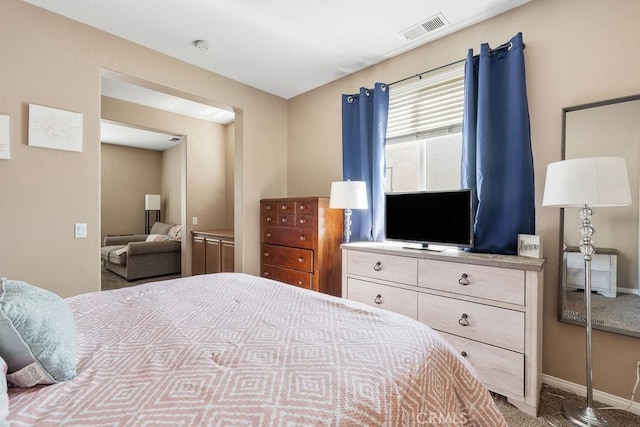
[74,223,87,238]
[192,217,198,225]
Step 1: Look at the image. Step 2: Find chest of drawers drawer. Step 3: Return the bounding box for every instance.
[261,264,313,290]
[261,244,313,272]
[439,332,524,397]
[263,226,314,249]
[347,278,418,320]
[418,293,524,352]
[418,259,525,305]
[346,250,417,285]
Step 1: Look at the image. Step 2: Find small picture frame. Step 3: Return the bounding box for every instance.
[518,234,543,258]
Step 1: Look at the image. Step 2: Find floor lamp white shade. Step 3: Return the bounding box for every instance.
[329,181,368,243]
[543,157,631,427]
[144,194,161,211]
[144,194,161,234]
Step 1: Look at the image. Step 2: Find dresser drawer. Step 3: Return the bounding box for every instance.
[261,264,313,290]
[440,332,524,397]
[418,293,524,352]
[263,226,314,249]
[263,213,277,226]
[418,259,525,305]
[296,214,314,228]
[261,244,313,272]
[347,278,418,319]
[277,213,296,227]
[296,201,315,214]
[347,251,417,285]
[262,202,277,214]
[277,201,296,213]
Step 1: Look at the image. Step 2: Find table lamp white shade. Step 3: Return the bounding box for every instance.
[542,157,631,208]
[145,194,161,211]
[329,181,368,209]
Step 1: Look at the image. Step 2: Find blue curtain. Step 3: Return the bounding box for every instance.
[462,32,535,255]
[342,83,389,242]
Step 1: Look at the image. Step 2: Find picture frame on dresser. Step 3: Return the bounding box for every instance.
[341,241,545,416]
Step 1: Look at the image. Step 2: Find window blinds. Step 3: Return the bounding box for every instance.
[386,63,465,141]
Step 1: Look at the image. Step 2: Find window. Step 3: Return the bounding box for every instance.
[385,63,464,193]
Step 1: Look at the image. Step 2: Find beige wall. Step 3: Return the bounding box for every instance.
[287,0,640,400]
[101,144,162,240]
[0,0,287,297]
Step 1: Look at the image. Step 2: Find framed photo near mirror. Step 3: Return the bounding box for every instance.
[559,94,640,338]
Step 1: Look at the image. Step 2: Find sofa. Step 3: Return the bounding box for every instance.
[101,222,182,281]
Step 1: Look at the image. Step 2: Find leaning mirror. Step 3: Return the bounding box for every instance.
[559,94,640,337]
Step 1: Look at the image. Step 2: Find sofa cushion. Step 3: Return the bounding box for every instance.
[0,279,78,388]
[150,222,173,235]
[101,245,127,265]
[146,234,169,242]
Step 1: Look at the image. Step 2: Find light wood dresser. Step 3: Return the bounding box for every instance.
[260,197,343,296]
[341,242,545,416]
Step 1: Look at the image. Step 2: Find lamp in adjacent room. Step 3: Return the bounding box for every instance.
[543,157,631,427]
[329,181,368,243]
[144,194,161,234]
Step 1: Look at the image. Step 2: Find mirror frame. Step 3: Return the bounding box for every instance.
[558,93,640,338]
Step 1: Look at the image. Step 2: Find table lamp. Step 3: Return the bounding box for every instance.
[329,181,368,243]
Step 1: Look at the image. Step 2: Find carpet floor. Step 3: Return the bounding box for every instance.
[101,268,639,425]
[495,385,639,426]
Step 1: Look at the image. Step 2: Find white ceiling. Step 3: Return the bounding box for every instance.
[27,0,530,151]
[25,0,530,100]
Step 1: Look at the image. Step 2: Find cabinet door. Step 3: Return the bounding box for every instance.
[205,238,222,274]
[192,235,206,276]
[221,241,235,272]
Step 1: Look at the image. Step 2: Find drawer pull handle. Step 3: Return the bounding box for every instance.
[461,351,468,358]
[300,205,306,210]
[298,257,304,263]
[458,313,470,327]
[266,217,272,222]
[458,273,470,286]
[299,219,306,224]
[264,252,270,257]
[374,294,382,304]
[263,272,270,277]
[266,206,272,210]
[266,232,272,238]
[298,280,303,285]
[299,236,306,241]
[281,218,288,223]
[282,206,288,210]
[373,261,382,271]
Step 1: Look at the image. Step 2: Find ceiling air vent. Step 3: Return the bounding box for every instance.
[401,13,449,41]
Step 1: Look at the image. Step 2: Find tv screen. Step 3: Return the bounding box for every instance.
[384,190,474,249]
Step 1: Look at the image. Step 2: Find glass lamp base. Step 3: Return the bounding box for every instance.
[563,401,618,427]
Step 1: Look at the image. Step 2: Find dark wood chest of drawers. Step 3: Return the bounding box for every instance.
[260,197,343,296]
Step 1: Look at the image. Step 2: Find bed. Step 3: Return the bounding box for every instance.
[5,273,506,426]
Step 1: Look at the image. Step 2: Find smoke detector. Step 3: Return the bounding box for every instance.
[193,40,209,51]
[400,13,449,41]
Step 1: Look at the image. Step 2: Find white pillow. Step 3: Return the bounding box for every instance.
[145,234,168,242]
[0,356,7,425]
[168,225,182,240]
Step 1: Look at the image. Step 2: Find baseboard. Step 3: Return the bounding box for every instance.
[543,374,640,416]
[617,287,639,295]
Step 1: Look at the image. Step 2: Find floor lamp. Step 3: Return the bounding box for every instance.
[329,181,368,243]
[543,157,631,427]
[144,194,161,234]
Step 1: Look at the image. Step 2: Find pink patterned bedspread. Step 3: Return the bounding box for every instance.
[8,273,506,426]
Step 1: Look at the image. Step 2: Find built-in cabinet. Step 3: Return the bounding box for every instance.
[341,242,545,417]
[260,197,343,296]
[192,229,234,275]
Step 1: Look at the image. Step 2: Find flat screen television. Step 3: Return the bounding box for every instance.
[384,189,474,250]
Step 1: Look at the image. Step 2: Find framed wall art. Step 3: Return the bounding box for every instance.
[28,104,83,152]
